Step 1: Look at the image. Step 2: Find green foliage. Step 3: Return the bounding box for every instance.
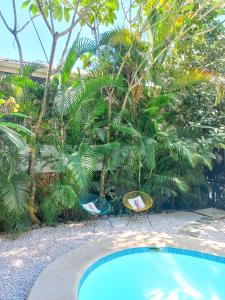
[1,0,225,232]
[39,143,96,224]
[0,174,30,214]
[22,0,119,25]
[41,183,78,225]
[60,38,96,86]
[0,143,31,232]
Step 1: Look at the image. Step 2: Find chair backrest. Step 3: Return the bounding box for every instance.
[123,191,153,212]
[79,193,111,215]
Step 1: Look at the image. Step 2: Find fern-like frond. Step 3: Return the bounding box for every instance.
[0,126,28,149]
[95,142,120,158]
[61,38,96,85]
[152,174,188,193]
[20,63,43,77]
[111,123,142,138]
[53,87,77,117]
[171,69,212,91]
[0,173,30,214]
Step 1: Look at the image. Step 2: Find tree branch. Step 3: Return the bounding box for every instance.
[36,0,54,36]
[58,2,93,37]
[12,0,17,31]
[0,11,12,32]
[48,0,55,33]
[55,14,76,72]
[17,14,41,33]
[0,2,23,71]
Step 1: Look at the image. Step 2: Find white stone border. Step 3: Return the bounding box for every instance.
[28,231,225,300]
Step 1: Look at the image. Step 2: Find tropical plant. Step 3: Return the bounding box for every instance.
[0,98,32,232]
[0,0,225,232]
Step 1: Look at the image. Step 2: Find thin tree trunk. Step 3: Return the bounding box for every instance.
[14,32,23,72]
[138,158,141,189]
[99,161,107,200]
[28,139,40,225]
[28,35,58,225]
[99,89,113,201]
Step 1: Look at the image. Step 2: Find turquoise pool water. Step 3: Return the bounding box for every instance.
[78,247,225,300]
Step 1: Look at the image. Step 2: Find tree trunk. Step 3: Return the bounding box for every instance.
[14,32,23,72]
[28,138,41,225]
[138,158,141,189]
[99,161,107,200]
[99,90,112,201]
[28,35,57,224]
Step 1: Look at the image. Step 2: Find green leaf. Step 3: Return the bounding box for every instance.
[111,124,142,138]
[64,7,70,22]
[5,113,32,119]
[57,6,63,22]
[29,3,37,15]
[0,126,26,149]
[0,122,32,135]
[44,5,49,18]
[21,0,30,9]
[95,142,120,156]
[0,174,30,214]
[93,100,106,116]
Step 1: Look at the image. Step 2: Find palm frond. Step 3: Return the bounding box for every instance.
[169,141,196,167]
[171,69,213,91]
[95,142,120,157]
[0,126,27,149]
[20,63,43,77]
[111,123,142,138]
[0,122,32,135]
[61,38,96,85]
[53,87,77,117]
[70,76,124,114]
[139,138,156,171]
[0,173,30,214]
[0,143,18,178]
[98,29,119,47]
[53,76,123,120]
[152,174,189,193]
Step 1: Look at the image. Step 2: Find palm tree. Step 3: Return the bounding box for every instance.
[80,28,215,209]
[0,67,38,231]
[0,111,32,232]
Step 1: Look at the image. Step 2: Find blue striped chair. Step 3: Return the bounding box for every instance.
[79,193,113,232]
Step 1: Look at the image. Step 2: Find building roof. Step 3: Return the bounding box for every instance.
[0,57,48,79]
[0,58,87,80]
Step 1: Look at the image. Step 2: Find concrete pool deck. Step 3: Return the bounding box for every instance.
[28,231,225,300]
[1,211,225,300]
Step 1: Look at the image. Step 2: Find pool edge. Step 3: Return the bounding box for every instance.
[28,232,225,300]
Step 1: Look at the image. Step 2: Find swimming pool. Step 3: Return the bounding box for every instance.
[78,247,225,300]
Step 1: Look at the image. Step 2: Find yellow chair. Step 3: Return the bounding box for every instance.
[123,191,153,226]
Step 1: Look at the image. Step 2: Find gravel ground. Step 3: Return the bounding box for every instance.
[0,211,224,300]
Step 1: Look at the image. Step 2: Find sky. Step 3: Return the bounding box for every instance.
[0,0,124,64]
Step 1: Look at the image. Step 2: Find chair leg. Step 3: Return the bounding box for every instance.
[107,215,113,227]
[84,218,90,226]
[146,214,152,227]
[93,216,97,233]
[126,211,132,226]
[135,213,138,223]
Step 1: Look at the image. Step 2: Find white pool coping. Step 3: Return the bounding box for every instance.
[28,231,225,300]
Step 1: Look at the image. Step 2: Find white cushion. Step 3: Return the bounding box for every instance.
[128,196,145,210]
[83,202,100,214]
